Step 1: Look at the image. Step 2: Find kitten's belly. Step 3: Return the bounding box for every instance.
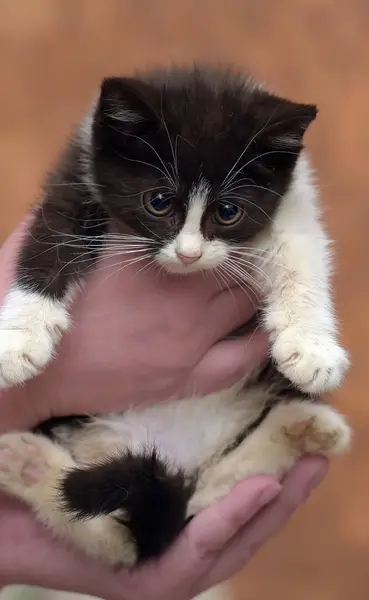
[94,385,265,473]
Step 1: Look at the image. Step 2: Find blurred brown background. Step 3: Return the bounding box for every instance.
[0,1,368,599]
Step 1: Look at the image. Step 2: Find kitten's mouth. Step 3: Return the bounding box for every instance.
[155,241,229,274]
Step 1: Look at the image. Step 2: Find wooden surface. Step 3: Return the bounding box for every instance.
[0,1,368,598]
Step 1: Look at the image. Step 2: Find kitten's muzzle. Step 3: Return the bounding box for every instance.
[175,250,203,264]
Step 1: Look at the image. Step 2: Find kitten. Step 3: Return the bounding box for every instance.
[0,65,351,566]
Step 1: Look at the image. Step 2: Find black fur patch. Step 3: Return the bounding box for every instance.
[60,448,195,562]
[93,65,316,244]
[256,359,312,400]
[16,63,316,300]
[33,415,92,439]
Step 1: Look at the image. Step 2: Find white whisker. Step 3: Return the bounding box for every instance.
[221,183,282,200]
[98,253,154,286]
[221,111,279,191]
[107,120,176,190]
[117,152,176,189]
[224,262,264,296]
[213,267,236,301]
[227,257,270,291]
[226,193,274,223]
[218,264,258,309]
[109,185,173,199]
[160,95,179,184]
[222,149,298,193]
[45,182,104,189]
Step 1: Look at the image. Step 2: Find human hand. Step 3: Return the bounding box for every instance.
[0,216,268,432]
[0,457,328,599]
[0,219,327,597]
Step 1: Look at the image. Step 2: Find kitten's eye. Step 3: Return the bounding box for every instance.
[214,202,243,226]
[142,191,172,217]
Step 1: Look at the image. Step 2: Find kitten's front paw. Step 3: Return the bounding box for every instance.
[272,330,350,394]
[0,319,67,388]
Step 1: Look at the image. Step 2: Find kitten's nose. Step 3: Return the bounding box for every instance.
[176,250,202,264]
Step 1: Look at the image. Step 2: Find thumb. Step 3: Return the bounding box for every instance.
[189,332,269,396]
[158,476,280,591]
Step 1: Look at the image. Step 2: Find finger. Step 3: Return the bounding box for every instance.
[206,286,260,343]
[0,479,279,599]
[189,332,269,396]
[0,386,47,433]
[197,456,328,592]
[187,477,281,558]
[0,503,126,598]
[159,476,280,587]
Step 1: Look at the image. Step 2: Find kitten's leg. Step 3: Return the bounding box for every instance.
[261,154,349,393]
[188,399,351,515]
[0,432,136,566]
[0,194,107,388]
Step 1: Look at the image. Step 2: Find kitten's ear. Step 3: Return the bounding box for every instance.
[256,96,317,151]
[94,76,158,138]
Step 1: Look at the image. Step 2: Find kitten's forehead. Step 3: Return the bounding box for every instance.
[153,75,259,186]
[185,178,210,225]
[188,178,210,209]
[92,64,317,231]
[116,69,273,193]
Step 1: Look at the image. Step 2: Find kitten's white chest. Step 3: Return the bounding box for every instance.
[95,386,259,473]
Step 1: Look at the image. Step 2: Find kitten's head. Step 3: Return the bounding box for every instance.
[89,65,317,274]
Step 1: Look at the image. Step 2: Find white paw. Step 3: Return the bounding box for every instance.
[0,289,69,388]
[0,322,64,388]
[278,403,352,455]
[0,433,56,496]
[272,330,350,394]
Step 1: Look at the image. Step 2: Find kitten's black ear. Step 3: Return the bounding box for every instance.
[256,96,317,151]
[94,77,159,142]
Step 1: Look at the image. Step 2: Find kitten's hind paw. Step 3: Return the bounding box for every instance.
[0,433,69,498]
[278,403,352,455]
[272,330,350,394]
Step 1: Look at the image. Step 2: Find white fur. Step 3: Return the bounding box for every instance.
[64,379,350,487]
[0,154,348,395]
[67,381,259,473]
[176,181,207,258]
[0,382,351,564]
[0,154,348,393]
[0,148,352,560]
[0,286,70,387]
[188,397,351,514]
[159,153,349,393]
[78,97,101,202]
[254,153,349,392]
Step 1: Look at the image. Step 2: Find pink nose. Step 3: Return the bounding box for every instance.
[176,251,202,264]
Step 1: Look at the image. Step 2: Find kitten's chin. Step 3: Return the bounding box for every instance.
[156,260,210,275]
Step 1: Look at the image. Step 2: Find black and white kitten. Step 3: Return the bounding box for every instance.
[0,65,351,566]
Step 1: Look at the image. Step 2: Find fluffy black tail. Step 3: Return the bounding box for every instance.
[61,449,194,562]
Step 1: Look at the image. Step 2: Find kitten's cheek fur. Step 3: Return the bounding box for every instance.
[0,286,70,387]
